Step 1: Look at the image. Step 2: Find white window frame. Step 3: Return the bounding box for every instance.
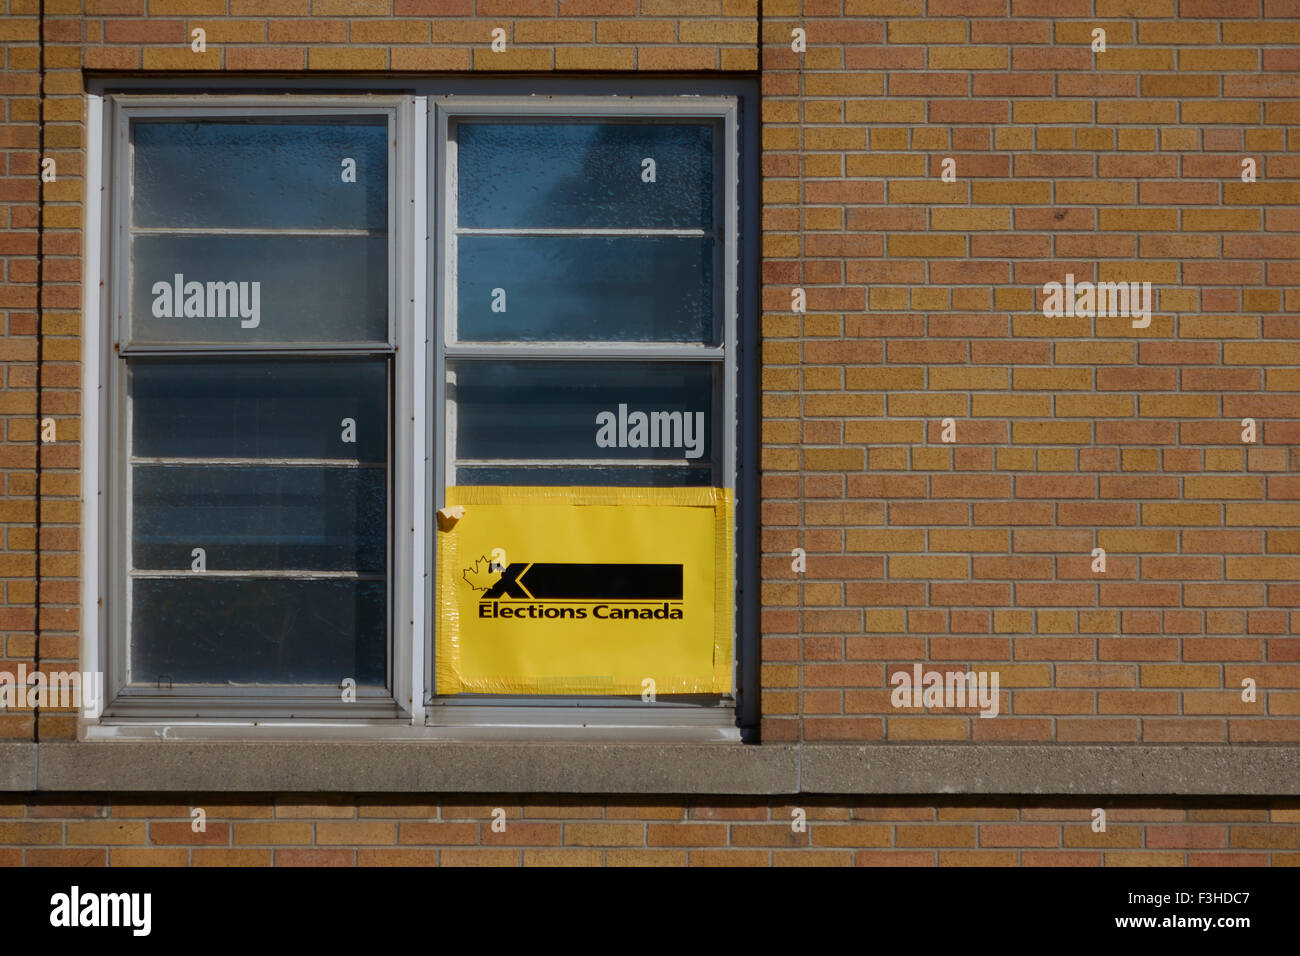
[82,84,751,740]
[427,96,740,730]
[88,94,418,724]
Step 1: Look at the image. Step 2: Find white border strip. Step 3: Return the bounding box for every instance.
[410,96,429,724]
[80,93,104,692]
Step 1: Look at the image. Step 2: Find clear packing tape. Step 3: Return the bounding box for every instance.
[436,486,734,696]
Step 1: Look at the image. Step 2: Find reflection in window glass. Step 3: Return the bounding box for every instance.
[131,359,388,461]
[133,119,388,230]
[133,465,386,572]
[453,360,715,476]
[457,235,713,343]
[457,122,713,230]
[130,234,388,345]
[132,578,387,686]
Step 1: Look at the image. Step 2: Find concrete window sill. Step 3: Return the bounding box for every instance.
[1,742,1296,795]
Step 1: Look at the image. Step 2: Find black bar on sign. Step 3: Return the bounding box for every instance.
[516,563,683,600]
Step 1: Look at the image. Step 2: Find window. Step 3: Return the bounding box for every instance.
[89,87,750,733]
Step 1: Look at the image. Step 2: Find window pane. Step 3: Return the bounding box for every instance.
[132,465,386,572]
[131,578,386,686]
[457,122,713,230]
[130,234,387,345]
[453,361,716,473]
[131,359,387,462]
[133,118,388,230]
[457,235,713,343]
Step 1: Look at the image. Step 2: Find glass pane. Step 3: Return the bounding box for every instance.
[457,122,713,230]
[131,578,386,686]
[132,465,386,572]
[453,361,715,471]
[457,235,713,343]
[458,465,713,487]
[133,118,388,230]
[131,359,387,462]
[130,234,387,345]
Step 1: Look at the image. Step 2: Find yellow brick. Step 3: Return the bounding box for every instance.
[1137,394,1219,417]
[847,367,922,390]
[888,394,966,417]
[912,447,950,470]
[928,46,1006,70]
[1224,22,1300,44]
[869,448,909,469]
[763,665,798,688]
[141,49,222,70]
[973,395,1052,417]
[1140,665,1220,688]
[972,181,1051,204]
[349,19,432,43]
[929,368,1007,390]
[1182,102,1262,125]
[889,19,966,42]
[1013,101,1093,124]
[1012,368,1092,391]
[472,48,553,70]
[1160,128,1199,151]
[1038,448,1076,471]
[1185,477,1263,500]
[855,101,928,124]
[1100,48,1174,71]
[316,822,395,844]
[868,287,909,310]
[805,75,884,97]
[889,235,965,257]
[679,20,756,43]
[312,0,388,12]
[66,822,148,845]
[846,153,926,177]
[804,127,866,150]
[1057,395,1131,418]
[1225,183,1300,206]
[595,20,674,43]
[564,823,643,847]
[803,448,864,471]
[307,48,387,70]
[1142,503,1221,526]
[994,287,1033,311]
[849,529,925,552]
[1012,421,1092,444]
[911,288,949,310]
[1098,101,1177,124]
[181,19,265,44]
[233,823,314,845]
[845,421,925,444]
[996,448,1035,470]
[149,0,227,11]
[1226,557,1300,580]
[930,529,1007,552]
[994,127,1034,150]
[930,208,1010,231]
[1097,530,1177,552]
[890,555,968,579]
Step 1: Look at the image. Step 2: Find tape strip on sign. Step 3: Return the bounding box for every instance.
[436,486,734,696]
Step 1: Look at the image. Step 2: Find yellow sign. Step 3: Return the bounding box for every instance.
[436,486,733,696]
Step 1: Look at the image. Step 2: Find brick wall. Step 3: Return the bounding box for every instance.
[758,0,1300,746]
[0,0,1298,864]
[4,795,1299,866]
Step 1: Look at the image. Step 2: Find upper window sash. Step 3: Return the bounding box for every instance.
[112,100,405,354]
[434,96,737,357]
